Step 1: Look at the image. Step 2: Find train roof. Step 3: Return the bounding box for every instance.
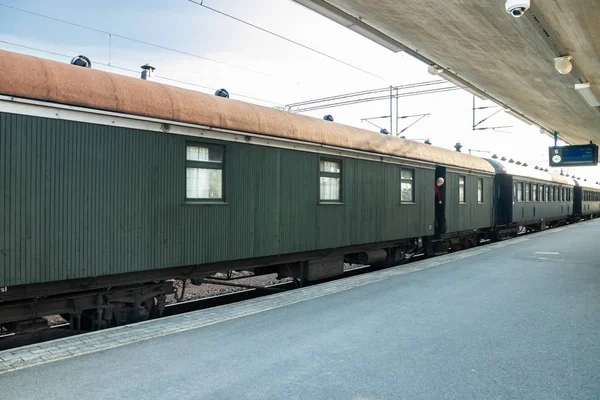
[486,158,600,189]
[576,179,600,190]
[549,174,576,186]
[484,158,565,184]
[0,49,494,174]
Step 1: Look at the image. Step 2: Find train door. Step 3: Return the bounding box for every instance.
[435,166,447,236]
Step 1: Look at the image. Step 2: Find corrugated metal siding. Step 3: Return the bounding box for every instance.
[580,188,600,215]
[1,113,437,287]
[380,165,434,241]
[511,178,573,223]
[445,173,493,232]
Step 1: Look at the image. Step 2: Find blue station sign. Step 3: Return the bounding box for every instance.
[549,144,599,167]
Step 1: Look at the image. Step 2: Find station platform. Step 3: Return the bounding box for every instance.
[1,220,599,399]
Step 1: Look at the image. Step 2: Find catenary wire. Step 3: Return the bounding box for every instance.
[0,3,278,79]
[188,0,386,81]
[0,39,282,106]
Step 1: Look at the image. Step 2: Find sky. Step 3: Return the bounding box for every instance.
[1,0,598,181]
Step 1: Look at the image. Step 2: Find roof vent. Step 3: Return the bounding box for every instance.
[492,154,498,159]
[545,169,549,172]
[380,128,389,135]
[71,55,92,68]
[501,157,507,161]
[523,163,528,167]
[424,139,432,145]
[508,159,514,163]
[141,64,155,80]
[534,166,539,169]
[516,161,522,165]
[454,142,463,152]
[215,88,230,98]
[400,135,407,139]
[323,115,334,122]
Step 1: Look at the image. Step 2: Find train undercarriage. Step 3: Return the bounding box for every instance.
[1,215,597,336]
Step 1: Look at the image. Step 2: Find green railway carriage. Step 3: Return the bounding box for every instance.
[574,181,600,217]
[0,111,440,288]
[443,171,494,233]
[487,158,577,234]
[0,50,496,328]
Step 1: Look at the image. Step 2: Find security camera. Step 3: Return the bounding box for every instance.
[505,0,530,17]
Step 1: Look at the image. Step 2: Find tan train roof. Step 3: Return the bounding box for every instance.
[0,49,494,173]
[576,180,600,190]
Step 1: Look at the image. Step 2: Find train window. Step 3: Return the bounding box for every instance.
[459,176,466,203]
[561,187,565,202]
[546,186,550,202]
[540,185,545,201]
[553,187,557,202]
[319,159,342,201]
[532,184,537,202]
[517,182,523,202]
[400,169,414,203]
[513,182,517,201]
[186,144,224,200]
[525,183,531,202]
[477,178,483,203]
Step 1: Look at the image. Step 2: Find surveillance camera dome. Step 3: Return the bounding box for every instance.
[505,0,530,18]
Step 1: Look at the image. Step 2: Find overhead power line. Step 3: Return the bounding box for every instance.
[0,3,277,79]
[286,80,446,108]
[290,87,459,113]
[286,81,459,113]
[188,0,386,81]
[0,40,282,106]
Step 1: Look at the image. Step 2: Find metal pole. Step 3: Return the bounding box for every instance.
[472,95,475,130]
[395,86,399,136]
[554,131,558,146]
[389,86,393,135]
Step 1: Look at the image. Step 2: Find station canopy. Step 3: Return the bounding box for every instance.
[293,0,600,145]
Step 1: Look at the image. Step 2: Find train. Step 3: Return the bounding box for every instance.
[0,49,599,332]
